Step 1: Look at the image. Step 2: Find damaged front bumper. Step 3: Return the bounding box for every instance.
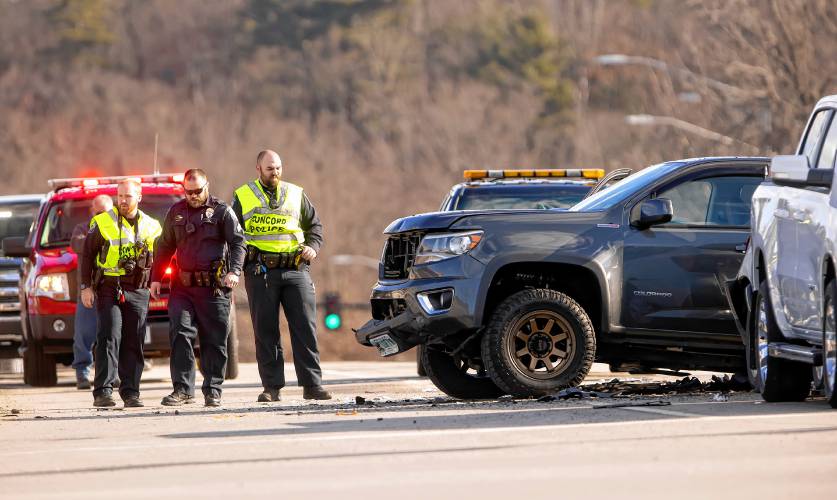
[355,256,485,357]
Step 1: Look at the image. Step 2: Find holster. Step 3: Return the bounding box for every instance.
[246,246,259,264]
[135,268,152,289]
[92,268,104,292]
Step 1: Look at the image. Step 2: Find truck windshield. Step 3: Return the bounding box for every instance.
[450,185,591,210]
[570,161,685,212]
[0,201,41,252]
[39,194,180,248]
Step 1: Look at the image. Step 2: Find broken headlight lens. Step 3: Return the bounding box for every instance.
[414,231,483,265]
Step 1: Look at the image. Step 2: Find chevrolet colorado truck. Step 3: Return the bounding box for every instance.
[357,157,767,398]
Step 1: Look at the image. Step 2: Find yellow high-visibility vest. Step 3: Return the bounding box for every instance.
[234,180,305,253]
[93,208,162,276]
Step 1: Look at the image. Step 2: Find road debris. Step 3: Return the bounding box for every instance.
[592,400,672,409]
[336,409,358,416]
[355,396,367,405]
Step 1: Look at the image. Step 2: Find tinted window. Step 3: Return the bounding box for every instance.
[452,185,590,210]
[816,116,837,169]
[657,176,762,227]
[571,161,685,212]
[39,194,179,248]
[801,110,831,166]
[0,201,40,242]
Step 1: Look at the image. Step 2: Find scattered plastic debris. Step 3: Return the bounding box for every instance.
[711,393,730,402]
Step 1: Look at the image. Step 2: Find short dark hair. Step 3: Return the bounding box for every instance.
[183,168,208,183]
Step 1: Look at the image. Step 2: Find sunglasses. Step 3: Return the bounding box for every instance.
[184,183,207,196]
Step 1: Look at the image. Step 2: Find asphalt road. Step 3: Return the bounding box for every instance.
[1,362,835,499]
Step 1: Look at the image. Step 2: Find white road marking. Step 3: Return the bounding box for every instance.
[621,406,702,418]
[0,407,829,458]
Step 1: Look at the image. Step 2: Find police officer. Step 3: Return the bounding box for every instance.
[80,179,162,408]
[151,169,246,407]
[232,149,331,402]
[71,194,112,390]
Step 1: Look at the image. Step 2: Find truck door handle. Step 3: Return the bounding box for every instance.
[774,208,789,219]
[735,244,747,252]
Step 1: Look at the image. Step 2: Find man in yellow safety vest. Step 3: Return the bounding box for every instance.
[232,149,330,402]
[79,179,162,408]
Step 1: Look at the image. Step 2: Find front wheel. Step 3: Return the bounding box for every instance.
[822,279,837,408]
[481,289,595,398]
[422,345,503,400]
[750,280,811,402]
[23,338,57,387]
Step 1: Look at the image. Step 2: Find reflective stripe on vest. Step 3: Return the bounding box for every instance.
[234,180,305,253]
[92,208,162,276]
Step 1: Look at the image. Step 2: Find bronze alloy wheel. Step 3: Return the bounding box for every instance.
[506,310,575,380]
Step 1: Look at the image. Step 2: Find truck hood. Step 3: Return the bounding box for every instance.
[383,208,597,234]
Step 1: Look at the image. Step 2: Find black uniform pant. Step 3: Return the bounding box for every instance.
[93,281,150,399]
[168,285,231,398]
[244,264,322,389]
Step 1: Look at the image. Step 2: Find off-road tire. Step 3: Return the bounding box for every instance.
[481,289,595,397]
[416,345,427,377]
[822,279,837,408]
[422,345,504,400]
[23,338,57,387]
[750,280,811,402]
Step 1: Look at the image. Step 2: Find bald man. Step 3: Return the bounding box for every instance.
[70,194,113,389]
[232,149,330,402]
[80,180,162,408]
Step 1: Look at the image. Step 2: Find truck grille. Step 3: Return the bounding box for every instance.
[381,233,423,280]
[0,268,20,307]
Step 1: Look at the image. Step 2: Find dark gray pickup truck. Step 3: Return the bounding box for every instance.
[356,157,768,398]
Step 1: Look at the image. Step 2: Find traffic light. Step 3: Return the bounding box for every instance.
[323,292,342,330]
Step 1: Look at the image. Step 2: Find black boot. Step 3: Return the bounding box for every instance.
[93,393,116,407]
[257,389,281,402]
[123,395,144,408]
[303,386,332,400]
[161,391,195,406]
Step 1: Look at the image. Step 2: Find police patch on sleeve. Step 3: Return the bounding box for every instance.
[205,207,214,220]
[174,214,184,223]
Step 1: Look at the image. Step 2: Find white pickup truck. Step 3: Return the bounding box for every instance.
[728,95,837,408]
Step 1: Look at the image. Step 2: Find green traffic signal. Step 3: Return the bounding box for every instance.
[324,313,342,330]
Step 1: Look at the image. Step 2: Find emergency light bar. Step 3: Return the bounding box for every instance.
[463,169,605,181]
[48,173,186,191]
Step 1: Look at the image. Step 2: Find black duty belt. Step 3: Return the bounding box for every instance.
[247,247,304,270]
[178,270,218,287]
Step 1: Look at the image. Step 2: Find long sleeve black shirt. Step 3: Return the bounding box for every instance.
[151,196,247,282]
[231,180,324,253]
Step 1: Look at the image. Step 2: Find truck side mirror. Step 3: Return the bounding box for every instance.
[2,236,30,258]
[771,155,834,188]
[634,198,673,229]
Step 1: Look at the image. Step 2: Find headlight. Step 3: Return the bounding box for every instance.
[33,273,70,301]
[414,231,483,265]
